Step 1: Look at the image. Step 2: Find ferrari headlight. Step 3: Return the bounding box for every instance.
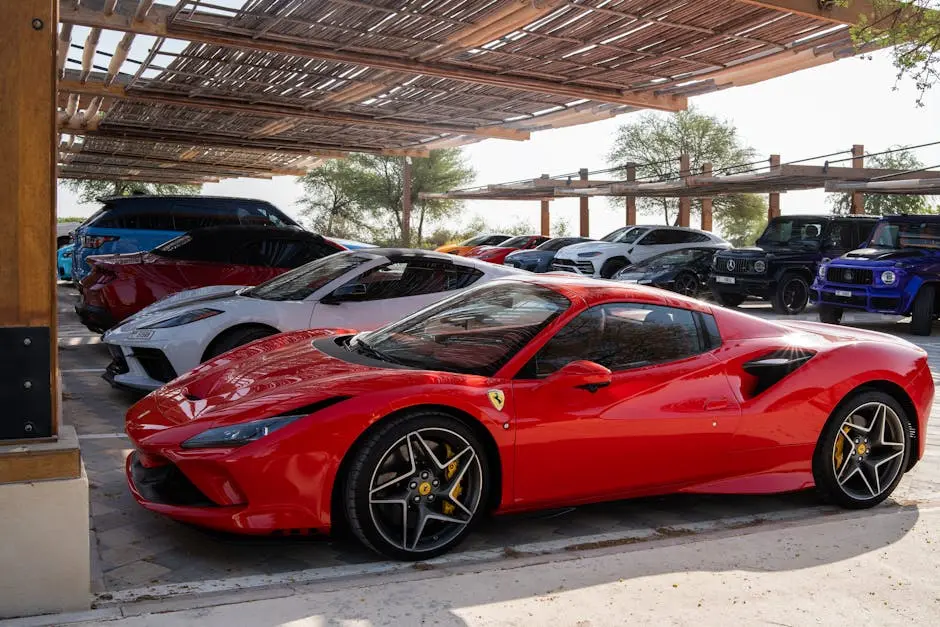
[881,270,897,285]
[181,415,301,449]
[753,260,766,273]
[143,308,222,329]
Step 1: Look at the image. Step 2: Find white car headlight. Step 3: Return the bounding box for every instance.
[818,265,827,279]
[142,308,222,329]
[753,260,766,273]
[881,270,897,285]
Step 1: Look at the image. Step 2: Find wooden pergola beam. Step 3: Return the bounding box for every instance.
[59,125,426,158]
[57,79,529,141]
[732,1,874,23]
[59,146,308,177]
[58,170,216,185]
[57,0,686,111]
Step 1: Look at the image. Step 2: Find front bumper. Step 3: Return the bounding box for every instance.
[810,281,909,314]
[708,275,772,298]
[103,343,177,392]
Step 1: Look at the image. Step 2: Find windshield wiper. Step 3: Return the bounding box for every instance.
[351,336,406,366]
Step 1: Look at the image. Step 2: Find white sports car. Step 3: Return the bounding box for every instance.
[102,248,520,391]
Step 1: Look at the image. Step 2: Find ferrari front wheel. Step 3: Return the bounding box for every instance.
[344,412,490,560]
[813,391,911,509]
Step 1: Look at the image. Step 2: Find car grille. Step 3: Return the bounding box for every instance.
[552,258,594,274]
[826,267,873,285]
[105,344,129,375]
[714,257,762,274]
[129,453,215,507]
[132,347,178,383]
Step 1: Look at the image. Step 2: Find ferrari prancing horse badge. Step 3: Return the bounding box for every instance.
[487,389,505,411]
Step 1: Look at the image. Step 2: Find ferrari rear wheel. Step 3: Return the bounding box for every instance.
[344,412,490,560]
[813,391,911,509]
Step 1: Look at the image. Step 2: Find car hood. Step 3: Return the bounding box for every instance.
[108,284,247,332]
[556,241,627,257]
[715,245,812,260]
[506,249,552,261]
[468,246,515,257]
[436,244,460,254]
[144,329,483,429]
[837,247,931,263]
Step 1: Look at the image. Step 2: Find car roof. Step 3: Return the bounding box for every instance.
[769,214,879,221]
[181,225,322,242]
[97,195,277,206]
[879,214,940,222]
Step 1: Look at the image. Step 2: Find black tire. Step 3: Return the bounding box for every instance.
[672,271,700,297]
[910,285,935,336]
[600,258,629,279]
[818,304,843,325]
[711,290,746,308]
[343,411,492,561]
[772,272,810,315]
[203,326,277,361]
[812,390,911,509]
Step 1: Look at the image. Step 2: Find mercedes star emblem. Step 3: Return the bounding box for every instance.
[727,260,736,271]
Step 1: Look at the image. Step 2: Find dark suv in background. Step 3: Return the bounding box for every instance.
[709,215,878,314]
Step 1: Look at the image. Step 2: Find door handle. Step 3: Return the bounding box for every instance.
[704,398,730,411]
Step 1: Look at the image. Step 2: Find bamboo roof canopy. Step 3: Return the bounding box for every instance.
[57,0,886,184]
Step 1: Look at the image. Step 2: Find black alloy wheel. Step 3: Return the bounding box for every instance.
[673,272,699,297]
[344,411,490,560]
[910,285,935,336]
[813,391,910,509]
[772,272,810,315]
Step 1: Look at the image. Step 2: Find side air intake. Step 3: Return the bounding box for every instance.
[742,349,815,396]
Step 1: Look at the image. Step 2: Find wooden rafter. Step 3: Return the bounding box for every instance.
[57,79,529,141]
[60,148,307,178]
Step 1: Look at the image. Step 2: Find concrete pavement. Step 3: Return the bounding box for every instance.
[16,501,937,626]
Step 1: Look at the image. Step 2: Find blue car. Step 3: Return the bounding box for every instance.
[812,215,940,335]
[71,195,299,282]
[503,236,593,272]
[56,245,73,281]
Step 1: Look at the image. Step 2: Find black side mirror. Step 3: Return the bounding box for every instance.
[323,282,366,305]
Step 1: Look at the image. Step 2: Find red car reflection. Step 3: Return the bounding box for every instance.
[77,226,344,332]
[463,234,550,264]
[124,275,932,561]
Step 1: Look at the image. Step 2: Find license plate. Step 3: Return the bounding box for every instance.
[715,275,735,284]
[835,290,852,298]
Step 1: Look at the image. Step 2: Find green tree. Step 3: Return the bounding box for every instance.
[607,106,762,241]
[845,0,940,105]
[827,148,935,215]
[718,194,768,247]
[59,179,200,204]
[298,149,475,246]
[551,217,571,237]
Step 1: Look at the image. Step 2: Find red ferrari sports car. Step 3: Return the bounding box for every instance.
[77,226,344,332]
[463,234,550,264]
[125,276,932,560]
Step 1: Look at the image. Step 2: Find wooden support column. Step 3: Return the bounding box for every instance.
[401,157,412,246]
[768,154,781,220]
[0,0,61,446]
[579,168,589,236]
[678,154,691,227]
[700,162,713,232]
[851,144,865,214]
[625,162,637,225]
[540,200,550,236]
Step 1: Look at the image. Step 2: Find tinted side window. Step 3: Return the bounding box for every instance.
[688,232,710,243]
[482,235,508,245]
[522,303,704,377]
[236,203,289,227]
[640,230,686,245]
[173,203,240,231]
[333,260,483,302]
[94,206,175,230]
[230,238,335,268]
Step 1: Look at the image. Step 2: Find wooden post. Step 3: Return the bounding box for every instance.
[625,162,637,226]
[700,162,713,232]
[678,154,691,227]
[540,200,550,236]
[401,157,412,246]
[851,144,865,214]
[579,168,589,236]
[768,154,781,221]
[0,0,59,443]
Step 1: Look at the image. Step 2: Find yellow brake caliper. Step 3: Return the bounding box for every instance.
[442,444,462,516]
[834,426,849,469]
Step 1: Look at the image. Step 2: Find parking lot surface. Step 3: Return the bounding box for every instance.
[56,286,940,601]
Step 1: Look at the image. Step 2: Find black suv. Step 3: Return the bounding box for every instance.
[709,215,878,314]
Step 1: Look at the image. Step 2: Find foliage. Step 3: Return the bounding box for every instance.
[551,216,571,237]
[298,149,475,246]
[716,194,768,247]
[57,216,86,223]
[607,106,764,240]
[845,0,940,105]
[59,179,200,204]
[827,148,936,215]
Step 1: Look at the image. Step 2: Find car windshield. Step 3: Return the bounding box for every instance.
[601,227,647,244]
[459,234,491,247]
[353,282,570,376]
[757,218,825,247]
[537,237,586,252]
[242,252,372,301]
[869,220,940,250]
[500,236,531,248]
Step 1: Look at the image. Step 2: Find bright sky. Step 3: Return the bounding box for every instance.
[58,49,940,240]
